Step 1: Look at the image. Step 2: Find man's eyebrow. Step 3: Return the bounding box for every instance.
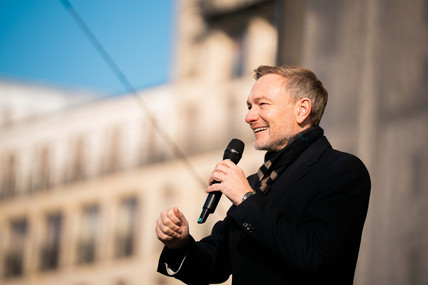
[249,95,270,104]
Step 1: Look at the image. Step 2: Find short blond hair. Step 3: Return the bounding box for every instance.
[253,65,328,126]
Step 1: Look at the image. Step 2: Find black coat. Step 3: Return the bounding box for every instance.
[158,136,371,285]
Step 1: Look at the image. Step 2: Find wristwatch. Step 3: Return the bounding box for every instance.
[242,191,256,202]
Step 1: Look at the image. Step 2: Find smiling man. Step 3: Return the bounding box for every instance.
[247,72,312,152]
[156,65,371,285]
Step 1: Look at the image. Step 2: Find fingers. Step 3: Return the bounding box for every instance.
[156,217,180,241]
[156,207,184,241]
[209,160,234,185]
[155,221,175,241]
[209,159,243,183]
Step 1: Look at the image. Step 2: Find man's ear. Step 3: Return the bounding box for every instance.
[295,98,312,124]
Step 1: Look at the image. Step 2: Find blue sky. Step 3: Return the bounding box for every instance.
[0,0,174,96]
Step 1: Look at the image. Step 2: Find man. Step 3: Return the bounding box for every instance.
[155,65,371,284]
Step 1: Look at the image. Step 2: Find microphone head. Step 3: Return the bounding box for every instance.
[223,138,245,164]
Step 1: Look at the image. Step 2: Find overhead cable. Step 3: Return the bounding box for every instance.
[59,0,206,188]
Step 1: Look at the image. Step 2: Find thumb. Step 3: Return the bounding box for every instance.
[173,207,181,218]
[173,207,183,222]
[174,208,188,225]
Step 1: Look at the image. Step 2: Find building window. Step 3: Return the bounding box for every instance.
[36,146,51,191]
[230,28,247,78]
[1,152,17,199]
[145,127,164,164]
[184,104,199,154]
[226,91,242,138]
[115,197,138,258]
[102,127,122,174]
[76,205,99,264]
[39,212,62,271]
[65,136,86,185]
[4,218,27,278]
[69,137,86,183]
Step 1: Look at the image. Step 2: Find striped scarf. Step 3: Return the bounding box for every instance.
[255,126,324,195]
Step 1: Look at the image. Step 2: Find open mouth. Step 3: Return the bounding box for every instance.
[253,127,268,133]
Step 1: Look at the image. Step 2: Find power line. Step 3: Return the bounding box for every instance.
[59,0,206,188]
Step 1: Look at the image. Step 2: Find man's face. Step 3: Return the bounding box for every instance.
[245,74,300,152]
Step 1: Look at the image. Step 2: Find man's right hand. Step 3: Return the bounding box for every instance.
[156,207,190,249]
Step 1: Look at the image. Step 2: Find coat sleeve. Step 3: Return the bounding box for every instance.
[157,217,232,284]
[228,151,371,273]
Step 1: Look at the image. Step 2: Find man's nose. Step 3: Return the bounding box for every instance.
[245,108,258,124]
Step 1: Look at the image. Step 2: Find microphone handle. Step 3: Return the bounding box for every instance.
[198,181,221,224]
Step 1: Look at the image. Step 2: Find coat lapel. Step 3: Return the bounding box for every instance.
[235,136,332,249]
[266,136,332,202]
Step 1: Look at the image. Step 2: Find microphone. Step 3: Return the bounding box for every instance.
[198,139,245,224]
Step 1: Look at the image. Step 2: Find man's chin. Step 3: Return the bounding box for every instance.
[254,139,265,150]
[254,142,273,152]
[254,139,287,152]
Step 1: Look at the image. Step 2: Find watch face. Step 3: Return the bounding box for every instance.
[243,192,255,201]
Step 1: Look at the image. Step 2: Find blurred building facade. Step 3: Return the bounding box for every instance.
[0,1,275,284]
[275,1,428,284]
[1,0,428,285]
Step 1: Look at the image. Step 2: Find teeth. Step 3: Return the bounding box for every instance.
[254,127,268,133]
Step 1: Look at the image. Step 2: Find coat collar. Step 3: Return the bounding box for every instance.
[265,136,332,202]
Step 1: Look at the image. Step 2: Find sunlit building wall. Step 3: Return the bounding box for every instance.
[0,1,276,284]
